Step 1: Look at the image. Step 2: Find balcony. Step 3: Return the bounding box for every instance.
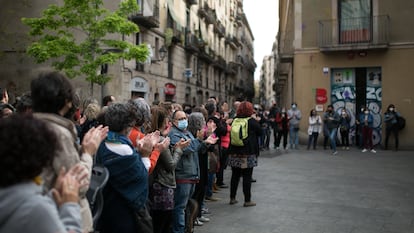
[130,0,160,28]
[198,4,216,25]
[225,35,241,49]
[184,33,200,54]
[225,61,238,75]
[172,28,184,44]
[214,21,225,38]
[278,32,294,63]
[318,15,390,52]
[213,55,226,71]
[199,47,214,63]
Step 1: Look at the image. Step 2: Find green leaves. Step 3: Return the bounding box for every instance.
[22,0,148,86]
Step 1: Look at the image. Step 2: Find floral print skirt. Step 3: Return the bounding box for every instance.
[149,182,175,210]
[228,154,258,169]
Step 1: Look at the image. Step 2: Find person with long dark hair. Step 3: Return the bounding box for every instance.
[31,71,108,232]
[384,104,401,151]
[148,106,190,233]
[307,109,322,150]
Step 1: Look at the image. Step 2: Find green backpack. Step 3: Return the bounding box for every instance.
[230,117,250,146]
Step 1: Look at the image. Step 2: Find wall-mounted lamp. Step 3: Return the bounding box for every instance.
[159,45,167,61]
[151,45,167,63]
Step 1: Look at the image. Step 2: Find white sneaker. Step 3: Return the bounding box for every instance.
[194,218,204,226]
[332,151,338,155]
[199,216,210,222]
[362,149,368,152]
[370,149,377,153]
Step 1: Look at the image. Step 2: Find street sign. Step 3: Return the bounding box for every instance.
[184,68,192,78]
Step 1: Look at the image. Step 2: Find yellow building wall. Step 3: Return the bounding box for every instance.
[294,48,414,149]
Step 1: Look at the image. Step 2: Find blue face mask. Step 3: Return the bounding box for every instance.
[177,119,188,130]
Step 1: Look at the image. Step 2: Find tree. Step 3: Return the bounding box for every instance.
[22,0,148,94]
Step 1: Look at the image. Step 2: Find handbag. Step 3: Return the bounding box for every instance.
[397,116,406,130]
[135,205,153,233]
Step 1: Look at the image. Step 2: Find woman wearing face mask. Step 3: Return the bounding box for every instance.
[359,106,376,153]
[384,104,401,151]
[307,109,322,150]
[339,109,351,150]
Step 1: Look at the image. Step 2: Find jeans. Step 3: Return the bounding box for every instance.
[205,172,215,197]
[172,183,195,233]
[289,126,299,148]
[329,128,338,152]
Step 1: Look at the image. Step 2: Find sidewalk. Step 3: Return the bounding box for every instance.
[195,147,414,233]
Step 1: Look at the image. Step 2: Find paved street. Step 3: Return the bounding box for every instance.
[195,147,414,233]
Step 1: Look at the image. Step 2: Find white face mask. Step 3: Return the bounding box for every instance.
[389,108,394,111]
[364,111,369,114]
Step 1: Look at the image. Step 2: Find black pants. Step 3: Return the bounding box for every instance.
[340,129,349,147]
[276,130,288,149]
[272,127,279,147]
[216,147,229,186]
[192,180,206,218]
[230,167,253,202]
[152,209,172,233]
[385,126,399,150]
[307,132,319,149]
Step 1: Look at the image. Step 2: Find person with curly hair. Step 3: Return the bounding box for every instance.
[31,71,108,232]
[227,101,262,207]
[128,97,169,174]
[95,103,159,233]
[0,114,85,233]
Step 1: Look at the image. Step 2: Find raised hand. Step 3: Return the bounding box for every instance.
[154,136,171,152]
[82,125,109,155]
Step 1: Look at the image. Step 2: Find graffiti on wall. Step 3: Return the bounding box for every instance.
[330,67,382,146]
[366,68,382,145]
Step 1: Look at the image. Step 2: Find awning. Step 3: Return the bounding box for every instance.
[167,0,186,30]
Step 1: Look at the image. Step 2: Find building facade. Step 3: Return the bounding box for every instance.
[259,40,278,109]
[277,0,414,148]
[0,0,255,106]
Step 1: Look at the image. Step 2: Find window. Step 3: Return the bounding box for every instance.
[339,0,372,43]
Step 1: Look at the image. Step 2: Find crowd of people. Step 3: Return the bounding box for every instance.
[0,71,263,233]
[258,102,403,156]
[0,70,404,233]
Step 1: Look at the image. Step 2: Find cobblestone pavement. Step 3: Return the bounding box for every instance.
[194,147,414,233]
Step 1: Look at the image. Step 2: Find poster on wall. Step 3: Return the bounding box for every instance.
[366,67,382,146]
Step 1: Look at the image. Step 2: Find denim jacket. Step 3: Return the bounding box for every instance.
[168,126,200,181]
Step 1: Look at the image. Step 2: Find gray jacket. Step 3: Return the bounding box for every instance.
[0,182,82,233]
[152,138,184,188]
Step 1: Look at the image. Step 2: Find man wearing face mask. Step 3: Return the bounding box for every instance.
[168,110,217,233]
[359,106,376,153]
[384,104,401,151]
[287,103,302,149]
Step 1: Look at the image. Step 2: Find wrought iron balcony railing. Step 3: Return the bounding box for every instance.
[318,15,390,52]
[130,0,160,28]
